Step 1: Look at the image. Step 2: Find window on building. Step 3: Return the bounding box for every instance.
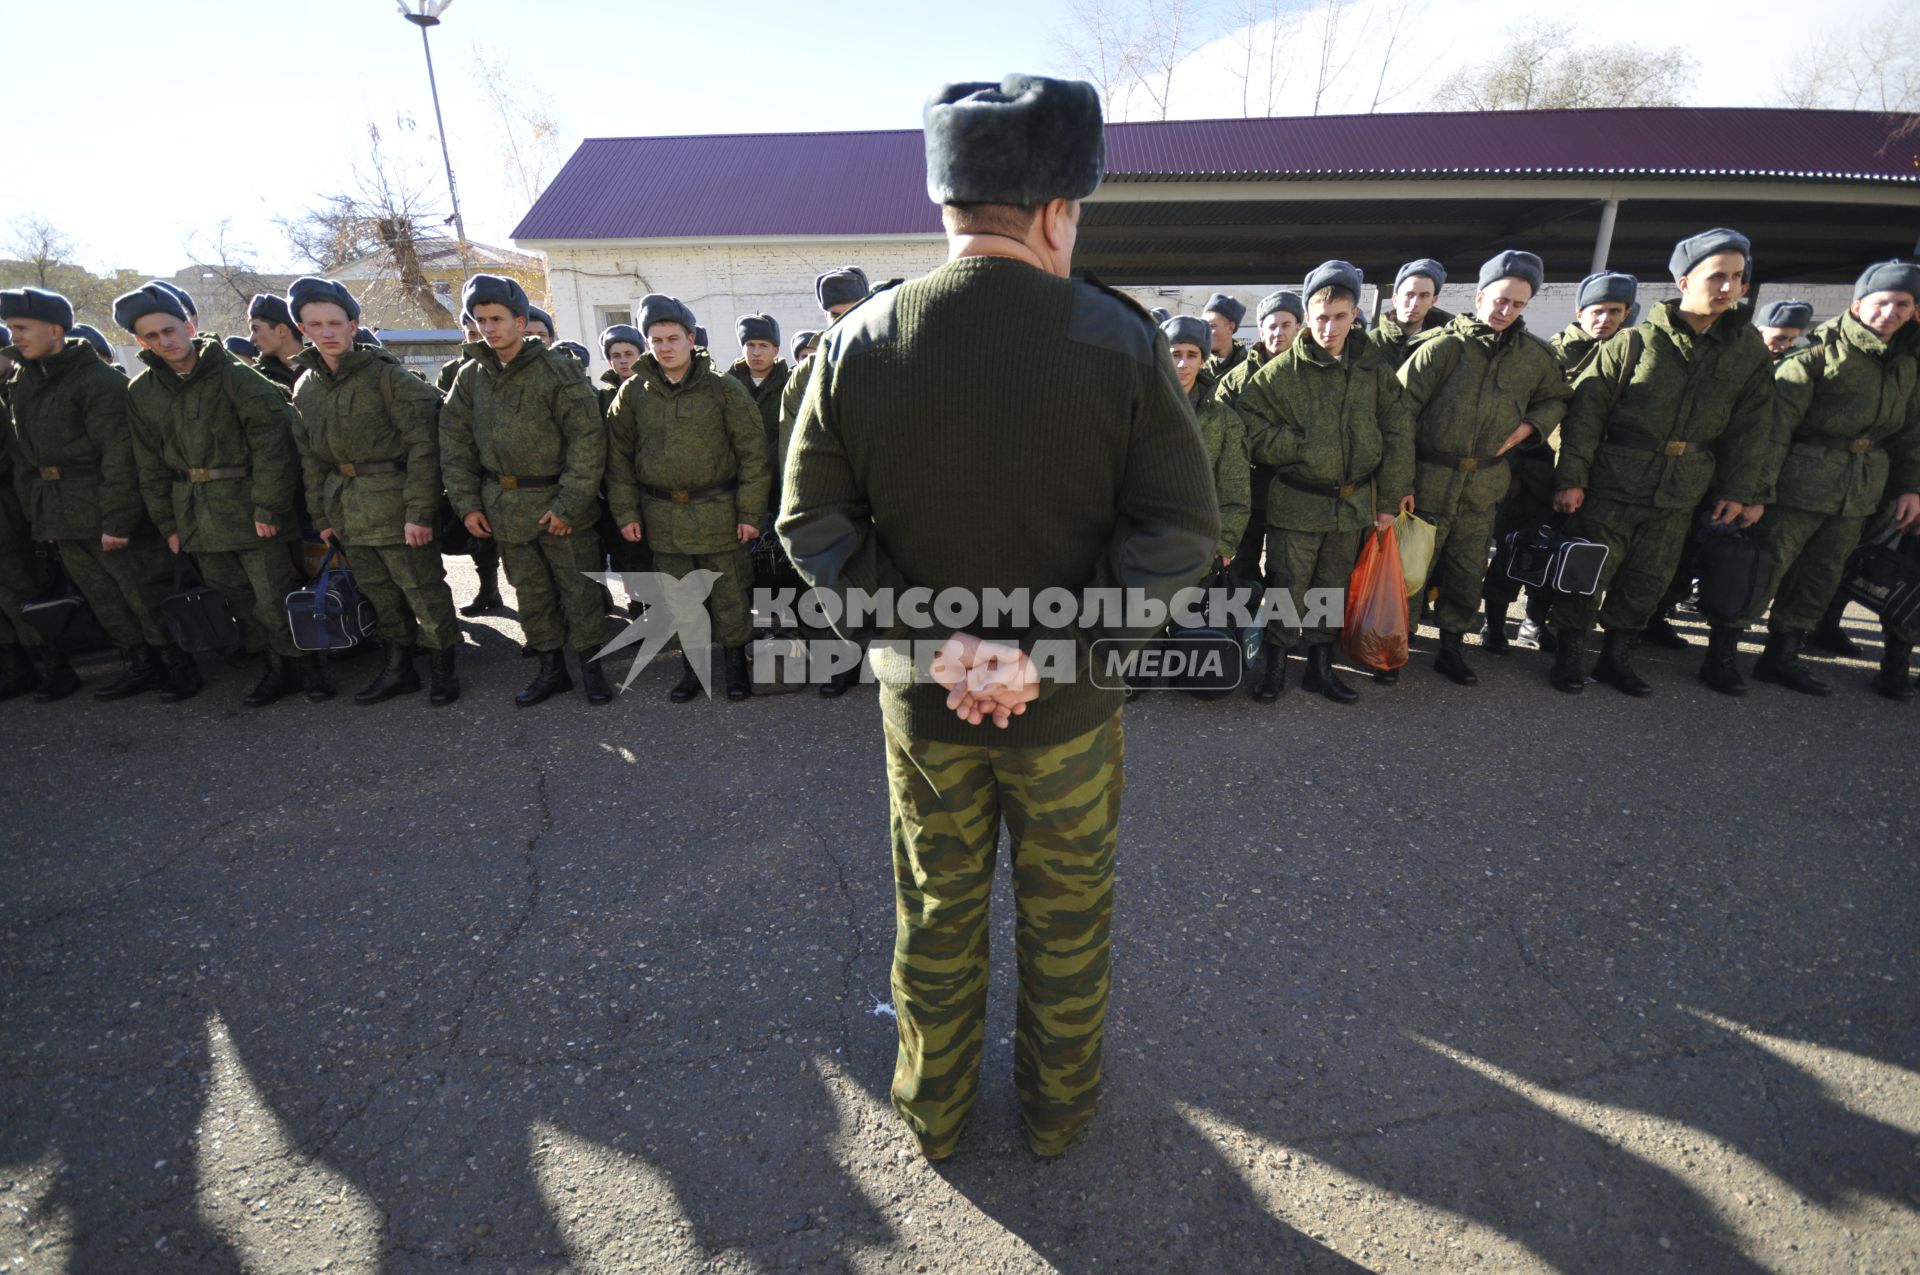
[597,306,633,331]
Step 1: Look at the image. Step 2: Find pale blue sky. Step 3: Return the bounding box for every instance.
[4,0,1892,275]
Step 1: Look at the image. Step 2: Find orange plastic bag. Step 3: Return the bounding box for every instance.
[1341,525,1410,671]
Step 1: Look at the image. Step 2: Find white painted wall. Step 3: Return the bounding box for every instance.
[529,237,1861,361]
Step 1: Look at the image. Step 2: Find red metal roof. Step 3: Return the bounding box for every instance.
[512,108,1920,243]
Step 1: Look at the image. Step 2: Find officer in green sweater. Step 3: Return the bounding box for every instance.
[1704,263,1920,698]
[781,75,1216,1161]
[1547,228,1775,697]
[1162,315,1250,562]
[1218,289,1304,583]
[1236,260,1415,704]
[443,273,612,707]
[607,293,769,703]
[117,284,308,707]
[1486,270,1640,653]
[288,277,461,706]
[1397,251,1571,686]
[1201,292,1248,380]
[3,286,178,701]
[1371,258,1452,368]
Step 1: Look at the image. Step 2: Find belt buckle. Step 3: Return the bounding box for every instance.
[187,467,212,482]
[1459,457,1479,473]
[1336,482,1356,500]
[671,489,691,504]
[1850,437,1873,455]
[38,466,59,480]
[498,475,520,491]
[1663,441,1689,458]
[338,462,358,478]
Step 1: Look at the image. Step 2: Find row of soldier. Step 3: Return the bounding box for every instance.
[1154,237,1919,704]
[2,232,1916,712]
[0,266,869,708]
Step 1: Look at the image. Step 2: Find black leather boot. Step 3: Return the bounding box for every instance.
[1872,634,1913,701]
[1592,628,1653,697]
[1548,629,1587,694]
[355,641,421,705]
[93,645,165,701]
[460,542,505,615]
[515,650,572,707]
[1640,610,1690,649]
[0,647,38,702]
[31,649,80,702]
[157,646,202,703]
[724,645,752,701]
[669,649,706,702]
[1753,631,1833,696]
[1698,625,1748,697]
[579,651,612,705]
[1251,642,1286,702]
[1434,630,1478,685]
[1480,600,1512,653]
[242,652,296,707]
[301,653,334,703]
[1807,593,1861,657]
[428,646,460,707]
[1301,643,1357,704]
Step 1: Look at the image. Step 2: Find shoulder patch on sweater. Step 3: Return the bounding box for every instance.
[1068,273,1156,366]
[825,280,903,361]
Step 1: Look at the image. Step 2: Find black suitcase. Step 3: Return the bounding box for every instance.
[284,542,376,651]
[1691,516,1773,623]
[161,555,242,654]
[1841,528,1920,638]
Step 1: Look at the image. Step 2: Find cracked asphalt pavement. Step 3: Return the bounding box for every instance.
[3,576,1917,1273]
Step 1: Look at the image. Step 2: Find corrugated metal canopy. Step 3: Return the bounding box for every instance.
[512,108,1920,242]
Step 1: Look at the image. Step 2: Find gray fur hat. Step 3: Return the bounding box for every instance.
[922,74,1105,205]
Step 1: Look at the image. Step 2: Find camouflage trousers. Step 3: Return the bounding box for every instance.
[194,544,300,658]
[1549,497,1692,635]
[1733,505,1869,634]
[59,535,170,648]
[1424,499,1499,636]
[348,539,459,652]
[1263,526,1361,649]
[652,546,753,648]
[0,540,43,649]
[884,710,1124,1159]
[500,529,609,654]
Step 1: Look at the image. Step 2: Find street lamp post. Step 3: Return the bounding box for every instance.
[398,0,475,281]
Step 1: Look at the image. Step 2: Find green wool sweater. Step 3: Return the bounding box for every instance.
[779,255,1219,747]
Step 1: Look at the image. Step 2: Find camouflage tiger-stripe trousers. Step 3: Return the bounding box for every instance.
[883,711,1124,1159]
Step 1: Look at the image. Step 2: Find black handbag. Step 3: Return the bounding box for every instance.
[1159,565,1254,700]
[21,549,111,653]
[284,542,376,651]
[1841,527,1920,638]
[161,554,242,654]
[1691,515,1774,623]
[1501,525,1609,595]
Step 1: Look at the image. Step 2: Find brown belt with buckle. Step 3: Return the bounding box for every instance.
[641,480,737,504]
[1417,447,1509,474]
[337,460,405,477]
[174,466,250,483]
[488,472,560,491]
[1276,469,1376,501]
[36,464,100,481]
[1605,432,1704,457]
[1796,434,1881,455]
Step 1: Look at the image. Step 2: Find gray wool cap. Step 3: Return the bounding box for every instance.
[1160,315,1212,352]
[736,313,781,347]
[1202,293,1246,326]
[1854,260,1920,302]
[1303,260,1365,306]
[1,287,75,330]
[1394,259,1446,291]
[922,74,1105,206]
[815,266,868,310]
[638,294,697,335]
[461,273,529,320]
[1147,307,1171,323]
[1669,228,1751,280]
[1755,299,1814,329]
[111,284,187,333]
[153,280,197,319]
[791,329,820,359]
[72,323,115,361]
[1477,250,1544,294]
[288,276,362,323]
[600,324,645,356]
[1575,272,1638,311]
[1257,290,1303,323]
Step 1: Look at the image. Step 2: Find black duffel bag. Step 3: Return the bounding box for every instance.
[1691,514,1774,623]
[284,542,377,651]
[21,547,111,653]
[161,553,242,654]
[1500,525,1609,595]
[1841,526,1920,639]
